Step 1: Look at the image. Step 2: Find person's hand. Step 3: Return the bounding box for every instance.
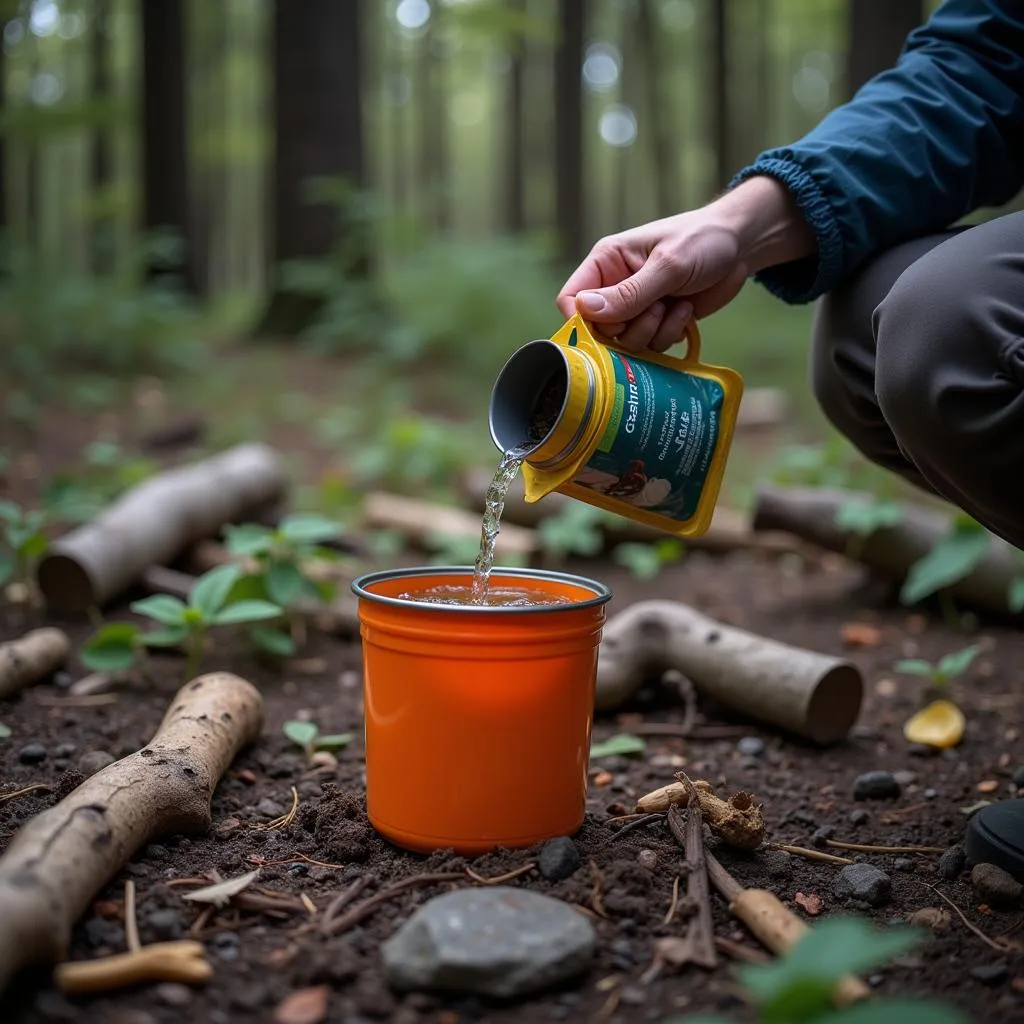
[556,175,816,353]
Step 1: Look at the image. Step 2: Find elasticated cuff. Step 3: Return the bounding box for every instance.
[728,155,845,304]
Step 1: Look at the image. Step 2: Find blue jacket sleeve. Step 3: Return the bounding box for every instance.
[730,0,1024,303]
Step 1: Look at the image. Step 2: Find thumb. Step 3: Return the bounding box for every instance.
[574,259,678,323]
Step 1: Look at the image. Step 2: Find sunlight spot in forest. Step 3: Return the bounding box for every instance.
[395,0,431,31]
[599,104,637,148]
[661,0,697,31]
[29,0,59,38]
[451,92,485,127]
[29,71,62,106]
[792,65,830,113]
[3,19,24,48]
[58,12,85,40]
[583,43,620,92]
[803,49,836,82]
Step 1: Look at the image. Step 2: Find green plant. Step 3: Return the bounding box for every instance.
[900,514,990,607]
[612,539,686,580]
[0,722,10,741]
[590,734,646,759]
[127,565,283,679]
[538,503,620,560]
[0,501,48,592]
[282,720,352,760]
[894,645,980,688]
[673,915,966,1023]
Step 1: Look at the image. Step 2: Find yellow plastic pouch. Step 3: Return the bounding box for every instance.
[488,314,744,538]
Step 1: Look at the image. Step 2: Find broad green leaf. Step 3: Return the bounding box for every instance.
[0,721,10,740]
[613,543,663,580]
[223,522,274,557]
[308,577,337,605]
[279,513,343,545]
[1009,577,1024,614]
[590,734,646,759]
[936,645,979,680]
[283,720,318,748]
[189,564,243,618]
[81,623,141,672]
[821,999,970,1024]
[835,500,903,536]
[213,599,283,625]
[900,524,990,605]
[266,561,306,606]
[759,976,835,1021]
[19,532,48,559]
[316,733,352,750]
[894,659,935,677]
[130,594,188,626]
[140,625,188,647]
[0,548,14,585]
[250,625,296,657]
[225,572,270,604]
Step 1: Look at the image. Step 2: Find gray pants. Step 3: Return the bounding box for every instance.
[811,210,1024,551]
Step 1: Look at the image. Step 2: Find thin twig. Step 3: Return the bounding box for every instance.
[252,786,299,830]
[920,883,1015,953]
[773,843,854,865]
[188,906,215,937]
[247,853,352,871]
[34,692,118,707]
[590,860,609,918]
[321,873,465,936]
[663,876,681,925]
[124,881,140,954]
[321,875,372,932]
[715,936,771,965]
[0,783,51,805]
[826,839,947,855]
[880,803,928,822]
[465,862,536,885]
[598,812,667,848]
[703,850,744,903]
[666,793,718,969]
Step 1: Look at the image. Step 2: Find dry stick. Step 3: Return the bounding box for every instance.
[599,812,666,847]
[124,881,140,954]
[702,850,870,1006]
[595,601,863,745]
[826,839,947,855]
[0,671,263,995]
[466,862,536,885]
[589,860,609,919]
[920,883,1014,953]
[666,801,718,969]
[54,941,213,994]
[33,692,117,708]
[773,843,855,866]
[0,784,50,806]
[321,873,466,937]
[0,628,70,700]
[663,876,681,926]
[321,876,373,934]
[715,936,771,965]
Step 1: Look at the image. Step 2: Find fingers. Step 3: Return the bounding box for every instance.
[689,263,749,319]
[574,252,680,325]
[649,300,694,353]
[616,302,666,352]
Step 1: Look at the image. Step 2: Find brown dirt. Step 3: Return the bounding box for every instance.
[2,549,1023,1024]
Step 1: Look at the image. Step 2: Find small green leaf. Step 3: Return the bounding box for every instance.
[613,543,663,580]
[0,721,12,740]
[226,572,271,604]
[279,513,343,545]
[213,599,284,625]
[140,625,189,647]
[936,645,980,680]
[835,500,903,537]
[19,532,48,559]
[250,625,296,657]
[590,734,646,759]
[81,623,142,672]
[894,659,935,677]
[821,999,970,1024]
[900,523,990,605]
[189,564,243,618]
[223,522,274,557]
[266,561,306,606]
[283,720,318,748]
[315,733,352,750]
[130,594,188,626]
[1009,577,1024,614]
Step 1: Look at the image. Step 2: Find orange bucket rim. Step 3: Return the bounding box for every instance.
[351,565,612,614]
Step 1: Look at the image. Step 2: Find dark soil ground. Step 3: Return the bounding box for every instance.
[3,546,1024,1024]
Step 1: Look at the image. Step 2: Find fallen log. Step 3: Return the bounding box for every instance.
[752,485,1021,616]
[36,443,287,614]
[0,628,70,700]
[362,491,539,559]
[595,601,862,744]
[0,671,263,994]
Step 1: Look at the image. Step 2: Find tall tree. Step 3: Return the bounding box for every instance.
[140,0,195,291]
[554,0,584,264]
[503,0,526,234]
[417,6,449,231]
[258,0,365,336]
[90,0,113,273]
[637,0,676,217]
[707,0,730,194]
[847,0,922,97]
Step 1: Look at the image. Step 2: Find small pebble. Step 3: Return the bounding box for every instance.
[834,863,892,907]
[853,771,901,801]
[52,670,73,690]
[53,759,69,771]
[737,737,765,757]
[811,826,835,848]
[924,788,938,800]
[255,798,286,819]
[868,974,885,989]
[971,863,1023,910]
[155,983,192,1007]
[145,909,182,941]
[18,743,47,764]
[908,907,952,935]
[938,846,967,880]
[54,742,76,758]
[787,809,817,827]
[894,857,917,873]
[971,962,1010,986]
[893,770,918,787]
[848,809,870,826]
[78,750,116,777]
[637,849,658,870]
[537,836,582,881]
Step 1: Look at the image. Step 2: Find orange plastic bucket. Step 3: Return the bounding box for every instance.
[351,567,612,855]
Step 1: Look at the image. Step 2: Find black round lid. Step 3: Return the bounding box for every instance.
[965,800,1024,881]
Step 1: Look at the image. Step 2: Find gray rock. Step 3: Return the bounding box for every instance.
[894,857,917,873]
[848,809,870,826]
[78,750,116,777]
[893,770,918,787]
[834,864,892,907]
[636,849,658,870]
[853,771,901,801]
[145,909,182,941]
[537,836,581,881]
[155,983,192,1007]
[762,849,793,880]
[18,743,47,764]
[971,863,1023,910]
[255,798,286,818]
[382,887,596,998]
[970,961,1009,986]
[811,826,835,848]
[938,846,967,880]
[737,737,765,757]
[53,742,76,758]
[923,788,938,800]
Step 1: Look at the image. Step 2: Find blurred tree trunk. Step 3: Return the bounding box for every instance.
[707,0,730,193]
[554,0,584,264]
[140,0,196,291]
[503,0,526,233]
[417,7,448,231]
[90,0,113,273]
[847,0,922,97]
[256,0,365,337]
[637,0,675,216]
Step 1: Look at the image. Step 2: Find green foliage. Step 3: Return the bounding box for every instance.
[895,645,979,687]
[0,501,48,590]
[282,719,352,759]
[613,539,685,580]
[590,734,646,759]
[900,515,990,606]
[538,503,620,560]
[834,499,903,537]
[42,441,158,524]
[673,916,967,1024]
[0,722,10,741]
[1009,577,1024,614]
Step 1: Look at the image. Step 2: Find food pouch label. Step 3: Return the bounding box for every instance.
[573,349,723,523]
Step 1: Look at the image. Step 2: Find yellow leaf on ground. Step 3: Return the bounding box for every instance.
[903,699,965,749]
